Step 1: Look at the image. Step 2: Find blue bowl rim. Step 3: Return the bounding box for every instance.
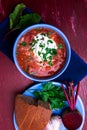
[13,23,71,82]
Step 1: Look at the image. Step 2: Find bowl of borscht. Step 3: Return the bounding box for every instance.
[13,24,71,82]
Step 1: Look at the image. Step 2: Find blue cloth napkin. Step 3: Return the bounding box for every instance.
[0,8,87,85]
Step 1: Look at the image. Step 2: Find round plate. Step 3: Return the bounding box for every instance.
[13,82,85,130]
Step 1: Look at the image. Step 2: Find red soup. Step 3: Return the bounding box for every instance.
[16,28,67,78]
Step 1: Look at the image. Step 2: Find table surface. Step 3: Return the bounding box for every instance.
[0,0,87,130]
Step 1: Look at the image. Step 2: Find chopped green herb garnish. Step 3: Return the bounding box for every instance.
[48,55,52,60]
[43,53,47,61]
[47,39,53,44]
[30,47,35,51]
[29,42,32,46]
[21,41,26,46]
[33,39,37,44]
[25,66,28,73]
[45,48,57,56]
[45,48,51,54]
[47,32,52,37]
[58,43,63,49]
[29,33,57,67]
[39,43,45,48]
[51,48,57,55]
[30,39,38,47]
[16,52,19,55]
[48,61,53,66]
[41,33,46,36]
[38,51,41,56]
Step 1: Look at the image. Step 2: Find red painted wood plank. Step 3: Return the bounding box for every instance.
[0,0,87,130]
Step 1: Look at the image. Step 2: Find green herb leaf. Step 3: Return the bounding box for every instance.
[38,51,41,56]
[58,43,63,49]
[9,3,41,31]
[30,47,35,51]
[51,49,57,55]
[50,98,65,109]
[42,93,49,102]
[43,53,47,61]
[48,61,53,66]
[25,66,28,72]
[33,82,66,109]
[43,82,55,91]
[9,3,26,29]
[33,39,38,44]
[45,48,57,56]
[41,33,46,36]
[39,44,45,48]
[47,32,52,37]
[16,13,41,30]
[21,41,26,46]
[47,39,53,44]
[48,56,52,60]
[29,42,33,46]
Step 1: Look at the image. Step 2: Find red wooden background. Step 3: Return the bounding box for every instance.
[0,0,87,130]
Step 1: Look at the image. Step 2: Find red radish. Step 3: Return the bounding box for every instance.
[61,82,83,129]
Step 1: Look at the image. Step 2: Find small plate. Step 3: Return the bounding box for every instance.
[13,82,85,130]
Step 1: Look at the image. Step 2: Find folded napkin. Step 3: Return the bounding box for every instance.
[0,8,87,85]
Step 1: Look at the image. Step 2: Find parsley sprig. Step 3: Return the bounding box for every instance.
[34,82,66,109]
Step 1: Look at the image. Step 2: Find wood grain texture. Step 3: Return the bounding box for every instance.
[0,0,87,130]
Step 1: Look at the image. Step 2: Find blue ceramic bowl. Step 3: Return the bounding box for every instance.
[13,24,71,82]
